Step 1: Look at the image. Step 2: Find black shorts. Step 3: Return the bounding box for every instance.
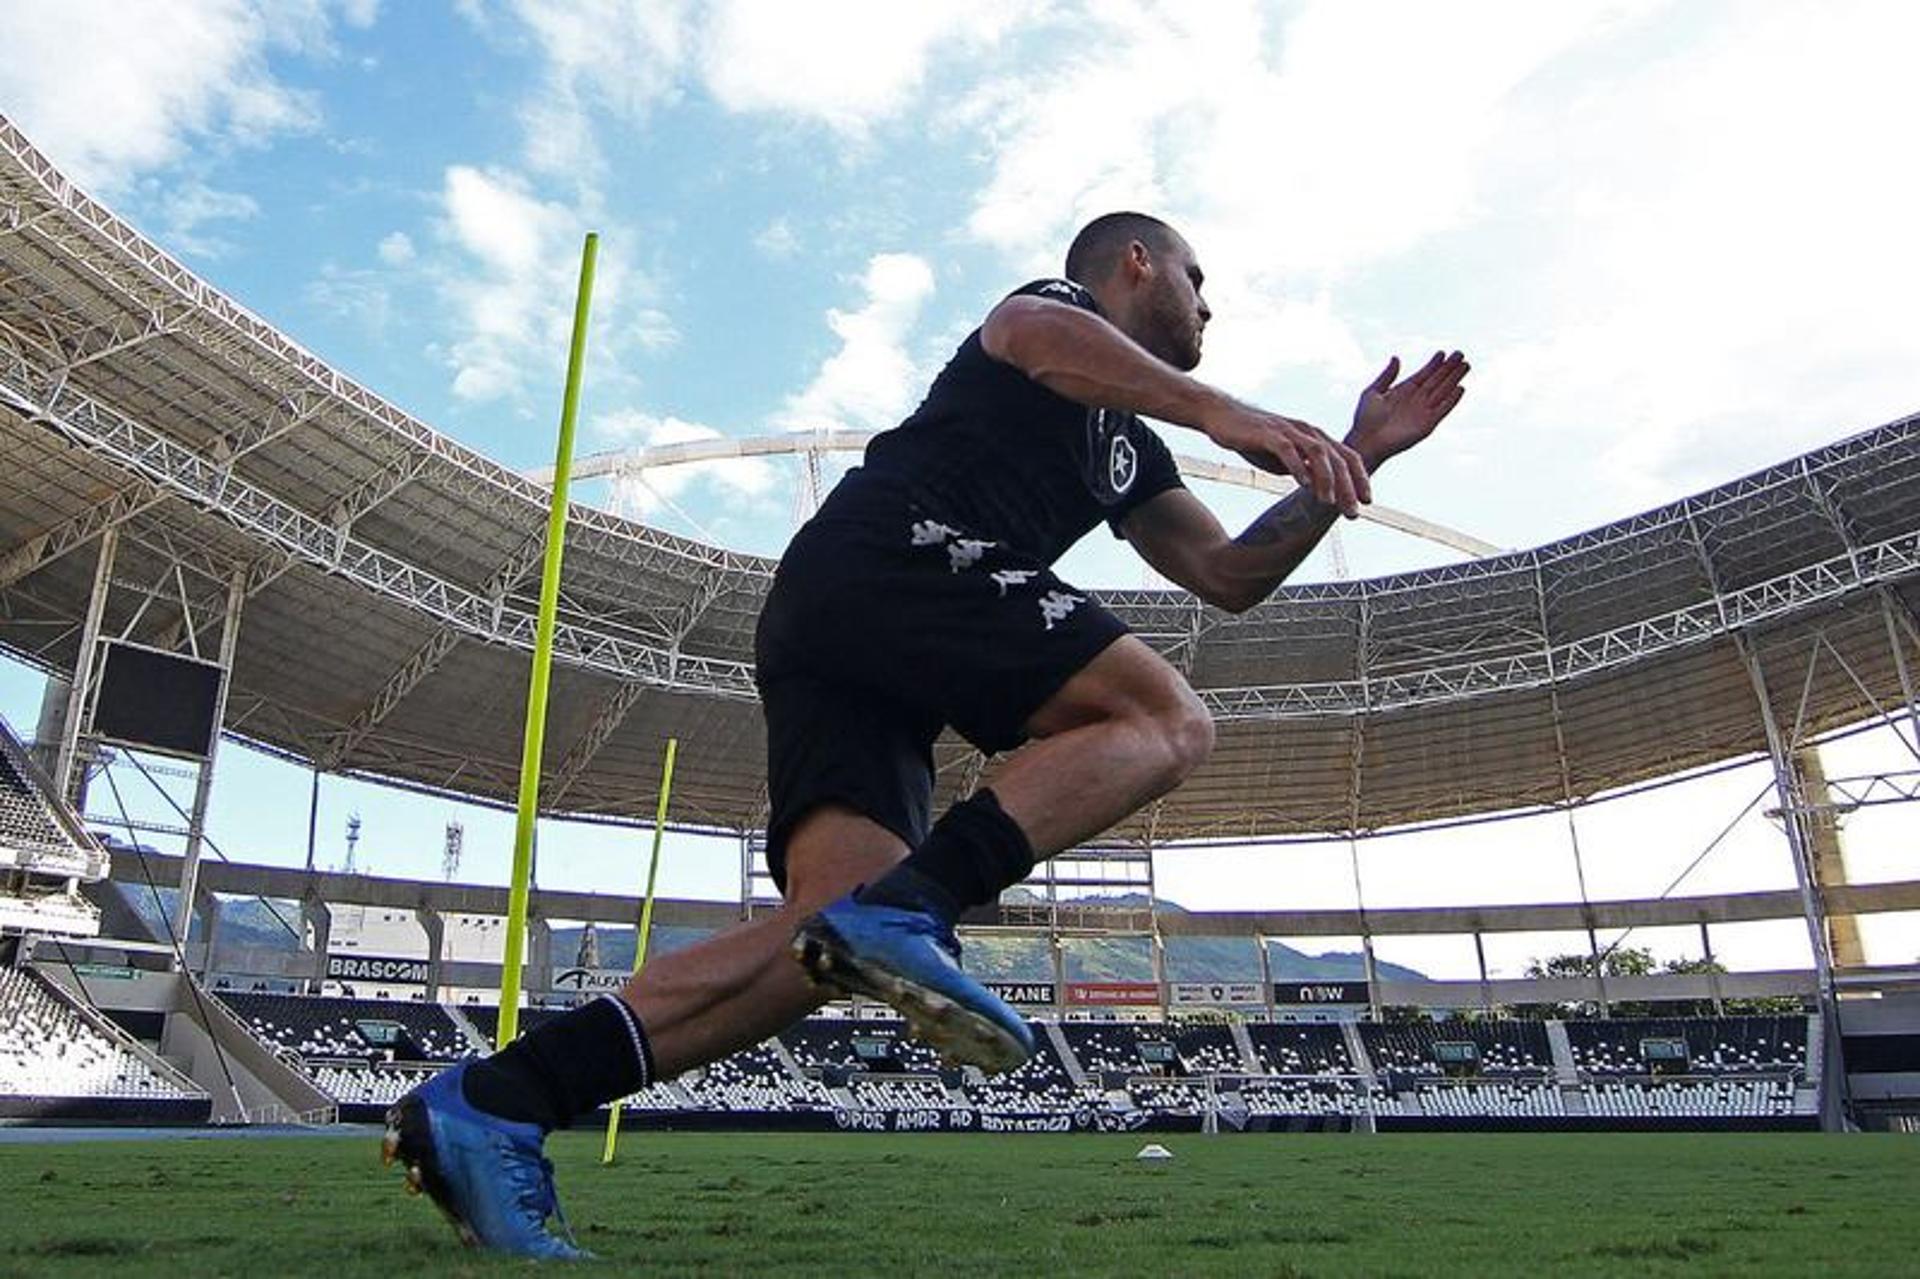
[754,505,1129,889]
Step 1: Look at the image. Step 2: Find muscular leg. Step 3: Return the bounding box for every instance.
[990,634,1213,856]
[606,638,1205,1081]
[617,804,907,1078]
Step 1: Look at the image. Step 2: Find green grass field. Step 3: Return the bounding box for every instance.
[0,1130,1913,1277]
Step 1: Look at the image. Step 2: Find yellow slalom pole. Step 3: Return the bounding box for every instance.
[603,737,678,1165]
[496,232,598,1048]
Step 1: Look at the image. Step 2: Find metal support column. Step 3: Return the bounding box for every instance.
[55,525,116,803]
[303,767,321,873]
[1256,935,1274,1019]
[1877,588,1920,754]
[302,897,332,994]
[170,567,246,961]
[1348,838,1382,1021]
[1565,809,1610,1018]
[1699,921,1724,1016]
[1534,558,1608,1016]
[417,906,445,1002]
[1737,635,1840,1025]
[1474,932,1492,1015]
[1050,933,1067,1018]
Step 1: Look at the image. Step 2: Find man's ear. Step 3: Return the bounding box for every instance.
[1124,239,1154,282]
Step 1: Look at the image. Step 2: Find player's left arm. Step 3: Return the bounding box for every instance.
[1121,351,1469,614]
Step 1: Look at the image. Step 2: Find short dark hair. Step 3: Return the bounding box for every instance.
[1064,212,1178,286]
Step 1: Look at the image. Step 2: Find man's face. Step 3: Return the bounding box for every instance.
[1140,234,1210,371]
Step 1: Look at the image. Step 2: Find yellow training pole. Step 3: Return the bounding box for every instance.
[496,232,598,1047]
[603,737,679,1164]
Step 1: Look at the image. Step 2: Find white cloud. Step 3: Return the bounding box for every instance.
[753,218,800,259]
[1466,1,1920,512]
[305,262,394,334]
[154,180,260,258]
[435,165,585,401]
[498,0,692,178]
[376,230,415,266]
[0,0,340,194]
[958,1,1632,399]
[936,0,1920,537]
[776,253,936,434]
[430,163,668,406]
[628,308,679,354]
[698,0,1026,136]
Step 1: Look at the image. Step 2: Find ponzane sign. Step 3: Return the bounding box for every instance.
[983,981,1056,1005]
[326,954,428,985]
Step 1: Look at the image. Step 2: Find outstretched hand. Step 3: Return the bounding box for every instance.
[1349,350,1470,466]
[1207,409,1372,517]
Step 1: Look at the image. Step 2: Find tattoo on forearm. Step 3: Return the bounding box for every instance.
[1232,490,1338,548]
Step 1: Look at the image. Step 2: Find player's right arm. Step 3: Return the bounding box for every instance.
[980,294,1370,516]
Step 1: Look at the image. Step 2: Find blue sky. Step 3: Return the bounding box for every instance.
[1,0,1916,974]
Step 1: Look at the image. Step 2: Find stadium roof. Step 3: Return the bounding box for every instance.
[2,115,1918,844]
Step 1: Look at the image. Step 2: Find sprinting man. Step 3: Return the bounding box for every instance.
[385,213,1469,1257]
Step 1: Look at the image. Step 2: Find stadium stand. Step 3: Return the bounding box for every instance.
[216,991,471,1062]
[1173,1023,1241,1074]
[1245,1023,1353,1075]
[0,967,205,1108]
[1581,1077,1796,1118]
[0,741,71,866]
[1238,1078,1376,1117]
[1415,1080,1565,1118]
[1059,1022,1156,1079]
[962,1026,1085,1114]
[308,1061,437,1109]
[781,1017,862,1076]
[0,714,106,937]
[176,987,1827,1130]
[1564,1016,1808,1076]
[1362,1019,1551,1077]
[846,1074,954,1111]
[1128,1078,1213,1114]
[680,1040,830,1113]
[461,1004,561,1044]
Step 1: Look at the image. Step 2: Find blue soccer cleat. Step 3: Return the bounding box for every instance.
[382,1061,589,1261]
[793,894,1034,1074]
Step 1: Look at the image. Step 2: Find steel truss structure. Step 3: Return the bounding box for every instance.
[2,113,1918,871]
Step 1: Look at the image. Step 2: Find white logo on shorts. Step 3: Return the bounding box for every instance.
[1109,434,1137,494]
[991,569,1037,597]
[911,519,961,547]
[948,538,994,573]
[1038,589,1085,630]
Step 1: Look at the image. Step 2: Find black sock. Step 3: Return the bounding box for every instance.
[855,789,1035,925]
[461,994,654,1130]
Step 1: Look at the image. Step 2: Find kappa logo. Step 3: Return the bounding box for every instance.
[1108,433,1137,494]
[947,538,994,573]
[1038,589,1085,630]
[910,519,961,547]
[991,569,1038,597]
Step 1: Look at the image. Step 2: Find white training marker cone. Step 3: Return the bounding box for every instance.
[1135,1143,1173,1162]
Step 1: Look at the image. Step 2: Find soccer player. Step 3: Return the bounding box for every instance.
[385,212,1469,1257]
